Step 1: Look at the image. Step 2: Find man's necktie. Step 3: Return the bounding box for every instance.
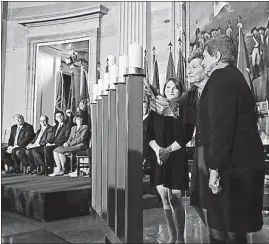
[14,126,21,146]
[56,124,62,136]
[35,128,45,146]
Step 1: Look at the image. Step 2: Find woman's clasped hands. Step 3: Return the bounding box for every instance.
[157,147,172,165]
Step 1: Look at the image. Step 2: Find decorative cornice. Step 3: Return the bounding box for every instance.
[16,4,109,28]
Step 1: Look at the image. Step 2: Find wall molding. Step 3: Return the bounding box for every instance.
[16,4,109,28]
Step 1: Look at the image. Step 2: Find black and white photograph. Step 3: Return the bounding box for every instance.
[1,1,269,243]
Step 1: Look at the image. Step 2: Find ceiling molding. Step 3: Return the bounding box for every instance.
[16,4,109,28]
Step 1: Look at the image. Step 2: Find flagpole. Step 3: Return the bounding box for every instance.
[168,41,173,52]
[71,70,74,112]
[152,46,156,85]
[60,67,64,112]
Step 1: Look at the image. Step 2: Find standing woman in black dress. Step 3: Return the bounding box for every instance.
[200,35,265,243]
[147,77,193,243]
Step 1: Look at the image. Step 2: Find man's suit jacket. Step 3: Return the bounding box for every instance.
[143,115,150,158]
[66,125,89,148]
[31,125,54,146]
[53,122,71,147]
[8,122,35,148]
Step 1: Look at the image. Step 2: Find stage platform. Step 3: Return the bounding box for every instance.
[1,174,160,222]
[1,175,91,222]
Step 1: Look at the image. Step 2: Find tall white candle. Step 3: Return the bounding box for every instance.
[118,55,128,83]
[128,43,143,68]
[98,79,103,99]
[109,65,118,89]
[119,55,128,76]
[103,72,110,94]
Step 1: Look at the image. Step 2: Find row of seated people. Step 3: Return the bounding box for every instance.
[1,111,90,176]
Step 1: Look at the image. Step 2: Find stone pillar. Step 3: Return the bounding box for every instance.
[185,1,191,89]
[1,2,8,139]
[171,2,187,84]
[180,2,187,58]
[119,2,147,55]
[181,2,187,87]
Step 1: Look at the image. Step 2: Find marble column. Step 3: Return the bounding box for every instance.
[119,2,147,56]
[172,1,187,86]
[1,2,8,139]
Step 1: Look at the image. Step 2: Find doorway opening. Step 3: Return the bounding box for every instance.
[34,39,89,129]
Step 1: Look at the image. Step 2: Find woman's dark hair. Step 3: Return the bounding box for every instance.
[203,34,237,64]
[75,114,83,120]
[163,77,184,98]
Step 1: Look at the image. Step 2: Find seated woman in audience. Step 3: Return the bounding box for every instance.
[49,114,89,176]
[146,77,194,244]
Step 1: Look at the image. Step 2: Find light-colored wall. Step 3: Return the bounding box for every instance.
[3,20,29,139]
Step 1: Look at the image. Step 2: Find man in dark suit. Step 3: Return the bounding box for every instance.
[16,115,54,174]
[1,114,35,174]
[33,111,71,175]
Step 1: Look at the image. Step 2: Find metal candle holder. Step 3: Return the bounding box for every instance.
[124,67,145,77]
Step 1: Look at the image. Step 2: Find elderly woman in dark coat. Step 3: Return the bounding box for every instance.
[200,35,265,243]
[147,78,194,243]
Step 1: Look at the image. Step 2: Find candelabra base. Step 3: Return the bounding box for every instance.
[124,67,145,76]
[101,90,108,96]
[108,84,117,90]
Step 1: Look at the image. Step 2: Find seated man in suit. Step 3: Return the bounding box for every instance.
[1,114,35,174]
[16,115,54,174]
[32,111,72,175]
[49,114,89,176]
